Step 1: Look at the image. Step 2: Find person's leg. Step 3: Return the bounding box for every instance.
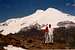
[45,32,49,43]
[51,34,53,43]
[49,33,53,43]
[49,33,51,43]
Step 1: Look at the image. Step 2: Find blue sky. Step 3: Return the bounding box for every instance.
[0,0,75,22]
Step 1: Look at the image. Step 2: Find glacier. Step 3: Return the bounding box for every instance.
[0,8,75,35]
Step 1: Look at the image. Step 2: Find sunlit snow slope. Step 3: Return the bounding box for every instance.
[0,8,75,35]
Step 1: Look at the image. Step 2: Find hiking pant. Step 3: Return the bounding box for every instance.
[45,32,53,43]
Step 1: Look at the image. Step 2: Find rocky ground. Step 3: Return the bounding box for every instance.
[0,27,75,50]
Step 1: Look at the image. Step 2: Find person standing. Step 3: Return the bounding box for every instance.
[44,24,49,43]
[48,24,53,43]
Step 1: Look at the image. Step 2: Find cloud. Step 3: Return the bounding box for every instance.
[72,4,75,7]
[66,3,71,6]
[66,3,75,7]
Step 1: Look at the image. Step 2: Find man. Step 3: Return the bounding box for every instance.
[48,24,53,43]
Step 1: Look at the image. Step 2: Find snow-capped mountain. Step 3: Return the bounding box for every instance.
[0,8,75,35]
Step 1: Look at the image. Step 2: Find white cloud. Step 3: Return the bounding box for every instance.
[72,4,75,7]
[66,3,71,6]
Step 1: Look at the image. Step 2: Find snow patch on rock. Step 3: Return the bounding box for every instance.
[4,45,27,50]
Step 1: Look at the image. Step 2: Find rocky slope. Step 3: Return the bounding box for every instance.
[0,27,75,49]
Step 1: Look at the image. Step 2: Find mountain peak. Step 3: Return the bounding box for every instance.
[46,8,62,13]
